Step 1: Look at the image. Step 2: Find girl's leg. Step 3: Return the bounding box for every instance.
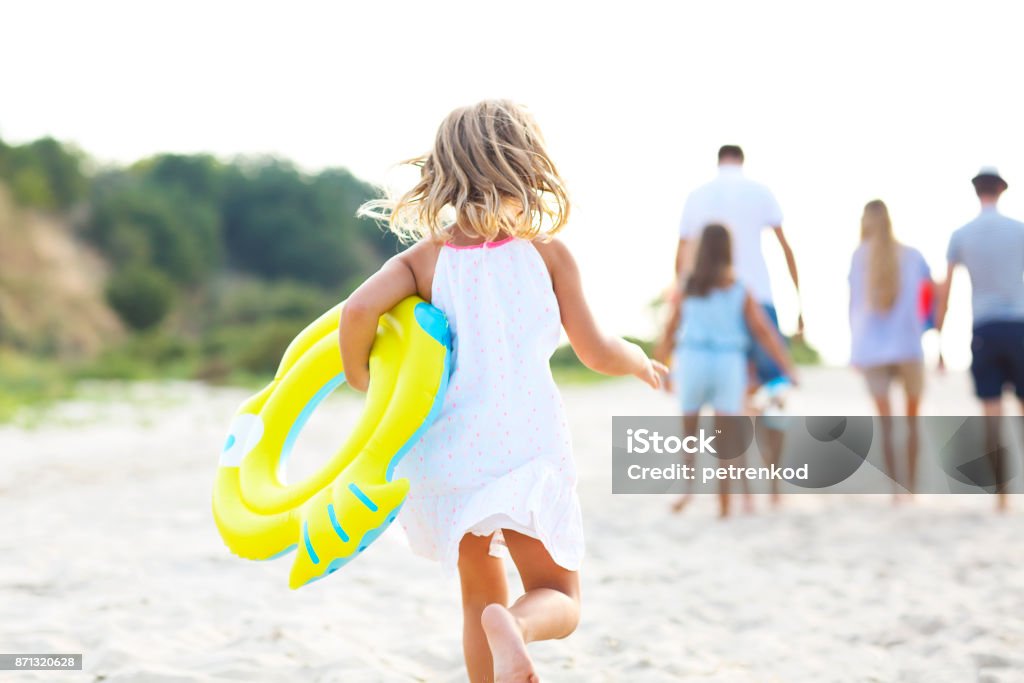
[759,426,785,507]
[870,394,898,501]
[458,533,510,683]
[718,477,731,518]
[481,530,580,683]
[905,393,921,496]
[712,412,747,516]
[672,412,700,513]
[736,448,755,514]
[720,356,750,517]
[714,410,730,518]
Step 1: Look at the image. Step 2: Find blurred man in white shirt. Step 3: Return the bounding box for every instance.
[676,145,803,389]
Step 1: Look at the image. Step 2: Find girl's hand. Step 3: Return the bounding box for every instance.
[636,356,670,390]
[784,366,801,388]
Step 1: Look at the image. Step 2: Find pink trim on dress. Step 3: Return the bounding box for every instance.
[444,236,516,250]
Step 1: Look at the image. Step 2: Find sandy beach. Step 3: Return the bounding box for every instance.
[2,368,1024,682]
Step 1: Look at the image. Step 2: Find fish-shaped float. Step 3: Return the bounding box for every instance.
[213,297,451,588]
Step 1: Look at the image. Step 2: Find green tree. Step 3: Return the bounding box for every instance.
[220,159,395,289]
[24,137,88,209]
[87,179,220,284]
[135,153,224,205]
[106,266,176,331]
[312,167,401,266]
[0,136,87,210]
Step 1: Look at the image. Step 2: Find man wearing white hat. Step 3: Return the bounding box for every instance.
[937,167,1024,510]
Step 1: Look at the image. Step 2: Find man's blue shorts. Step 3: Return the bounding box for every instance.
[971,320,1024,399]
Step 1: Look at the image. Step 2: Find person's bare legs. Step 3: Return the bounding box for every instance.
[714,410,733,518]
[758,426,785,507]
[717,477,732,518]
[736,448,756,514]
[981,398,1008,512]
[715,412,752,515]
[459,533,510,683]
[905,394,921,498]
[480,530,580,683]
[870,393,899,502]
[672,413,700,513]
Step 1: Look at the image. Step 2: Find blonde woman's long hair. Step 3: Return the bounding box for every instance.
[359,100,570,243]
[861,199,900,311]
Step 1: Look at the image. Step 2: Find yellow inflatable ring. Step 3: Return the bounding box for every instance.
[213,296,451,588]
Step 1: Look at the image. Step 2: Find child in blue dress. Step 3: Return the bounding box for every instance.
[656,223,797,516]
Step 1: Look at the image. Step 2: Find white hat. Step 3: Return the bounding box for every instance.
[972,166,1008,189]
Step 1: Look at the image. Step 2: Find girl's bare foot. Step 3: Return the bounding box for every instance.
[670,493,692,514]
[481,603,538,683]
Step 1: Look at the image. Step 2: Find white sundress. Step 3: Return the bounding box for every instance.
[395,237,585,573]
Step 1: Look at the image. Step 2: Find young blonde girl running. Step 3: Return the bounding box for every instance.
[339,100,667,683]
[656,224,797,517]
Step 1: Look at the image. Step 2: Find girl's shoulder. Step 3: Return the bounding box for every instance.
[399,237,444,270]
[720,278,744,296]
[530,236,569,258]
[395,238,444,301]
[531,237,573,279]
[727,280,749,303]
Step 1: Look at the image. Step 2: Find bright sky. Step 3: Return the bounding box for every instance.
[4,0,1023,368]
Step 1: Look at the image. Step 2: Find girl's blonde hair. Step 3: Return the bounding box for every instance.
[360,100,570,243]
[860,199,900,311]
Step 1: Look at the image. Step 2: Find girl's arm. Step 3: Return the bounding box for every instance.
[339,253,419,392]
[538,239,668,389]
[743,291,799,385]
[654,284,683,365]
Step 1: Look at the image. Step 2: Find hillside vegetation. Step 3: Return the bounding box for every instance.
[0,135,400,415]
[0,187,122,357]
